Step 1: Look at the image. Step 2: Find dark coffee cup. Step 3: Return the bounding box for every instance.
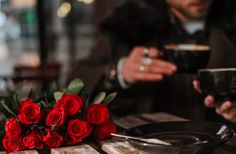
[163,44,210,73]
[198,68,236,102]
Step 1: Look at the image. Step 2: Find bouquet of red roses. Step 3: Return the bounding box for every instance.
[0,79,117,152]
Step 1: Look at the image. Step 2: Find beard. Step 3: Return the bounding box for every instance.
[178,7,207,19]
[170,0,213,20]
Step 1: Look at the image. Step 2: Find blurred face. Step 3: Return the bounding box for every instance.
[166,0,213,21]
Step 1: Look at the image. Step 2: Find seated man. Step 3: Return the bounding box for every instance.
[70,0,213,117]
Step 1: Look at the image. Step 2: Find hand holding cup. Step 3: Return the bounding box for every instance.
[122,46,177,84]
[193,68,236,122]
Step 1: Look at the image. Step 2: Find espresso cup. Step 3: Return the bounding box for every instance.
[198,68,236,102]
[163,44,210,73]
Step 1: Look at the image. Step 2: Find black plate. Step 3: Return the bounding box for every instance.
[126,121,234,154]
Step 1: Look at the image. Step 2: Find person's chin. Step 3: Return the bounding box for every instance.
[188,3,209,16]
[189,2,209,10]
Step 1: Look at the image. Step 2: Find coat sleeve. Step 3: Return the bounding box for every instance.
[68,31,130,94]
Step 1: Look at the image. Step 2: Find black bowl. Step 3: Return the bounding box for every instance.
[163,44,210,73]
[198,68,236,102]
[126,121,234,154]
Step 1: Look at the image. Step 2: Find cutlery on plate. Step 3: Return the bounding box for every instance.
[111,133,171,146]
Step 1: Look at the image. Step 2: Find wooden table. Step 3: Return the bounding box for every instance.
[1,112,236,154]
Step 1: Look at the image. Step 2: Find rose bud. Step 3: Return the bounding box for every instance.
[95,122,117,140]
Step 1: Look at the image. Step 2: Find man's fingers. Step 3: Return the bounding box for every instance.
[216,101,233,115]
[133,55,173,66]
[148,48,162,58]
[124,46,176,83]
[151,59,177,71]
[132,62,176,75]
[146,65,175,75]
[220,104,236,122]
[135,72,163,81]
[193,80,202,93]
[204,95,216,108]
[223,113,236,122]
[130,47,160,59]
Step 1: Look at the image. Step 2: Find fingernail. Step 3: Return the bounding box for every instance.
[158,75,163,80]
[205,97,212,106]
[208,95,214,102]
[171,66,177,71]
[205,100,209,105]
[168,71,174,75]
[226,101,232,107]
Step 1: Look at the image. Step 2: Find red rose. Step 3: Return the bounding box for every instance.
[2,135,24,152]
[5,118,21,137]
[45,107,52,115]
[43,129,63,148]
[55,94,83,116]
[18,99,41,125]
[95,122,117,140]
[66,119,92,145]
[85,104,109,125]
[46,107,65,127]
[23,129,43,149]
[66,137,82,145]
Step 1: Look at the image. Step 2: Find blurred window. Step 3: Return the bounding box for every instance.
[0,0,39,77]
[0,0,39,93]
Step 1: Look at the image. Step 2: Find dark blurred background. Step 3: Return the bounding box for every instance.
[0,0,119,96]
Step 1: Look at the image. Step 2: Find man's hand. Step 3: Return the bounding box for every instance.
[122,47,177,84]
[193,80,236,122]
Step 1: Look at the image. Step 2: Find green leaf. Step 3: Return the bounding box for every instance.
[13,94,21,106]
[93,92,106,104]
[0,100,17,117]
[67,79,84,94]
[12,94,20,112]
[54,92,63,101]
[50,81,57,93]
[103,92,117,105]
[38,126,45,130]
[28,88,35,99]
[85,97,90,107]
[0,112,7,122]
[14,82,24,94]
